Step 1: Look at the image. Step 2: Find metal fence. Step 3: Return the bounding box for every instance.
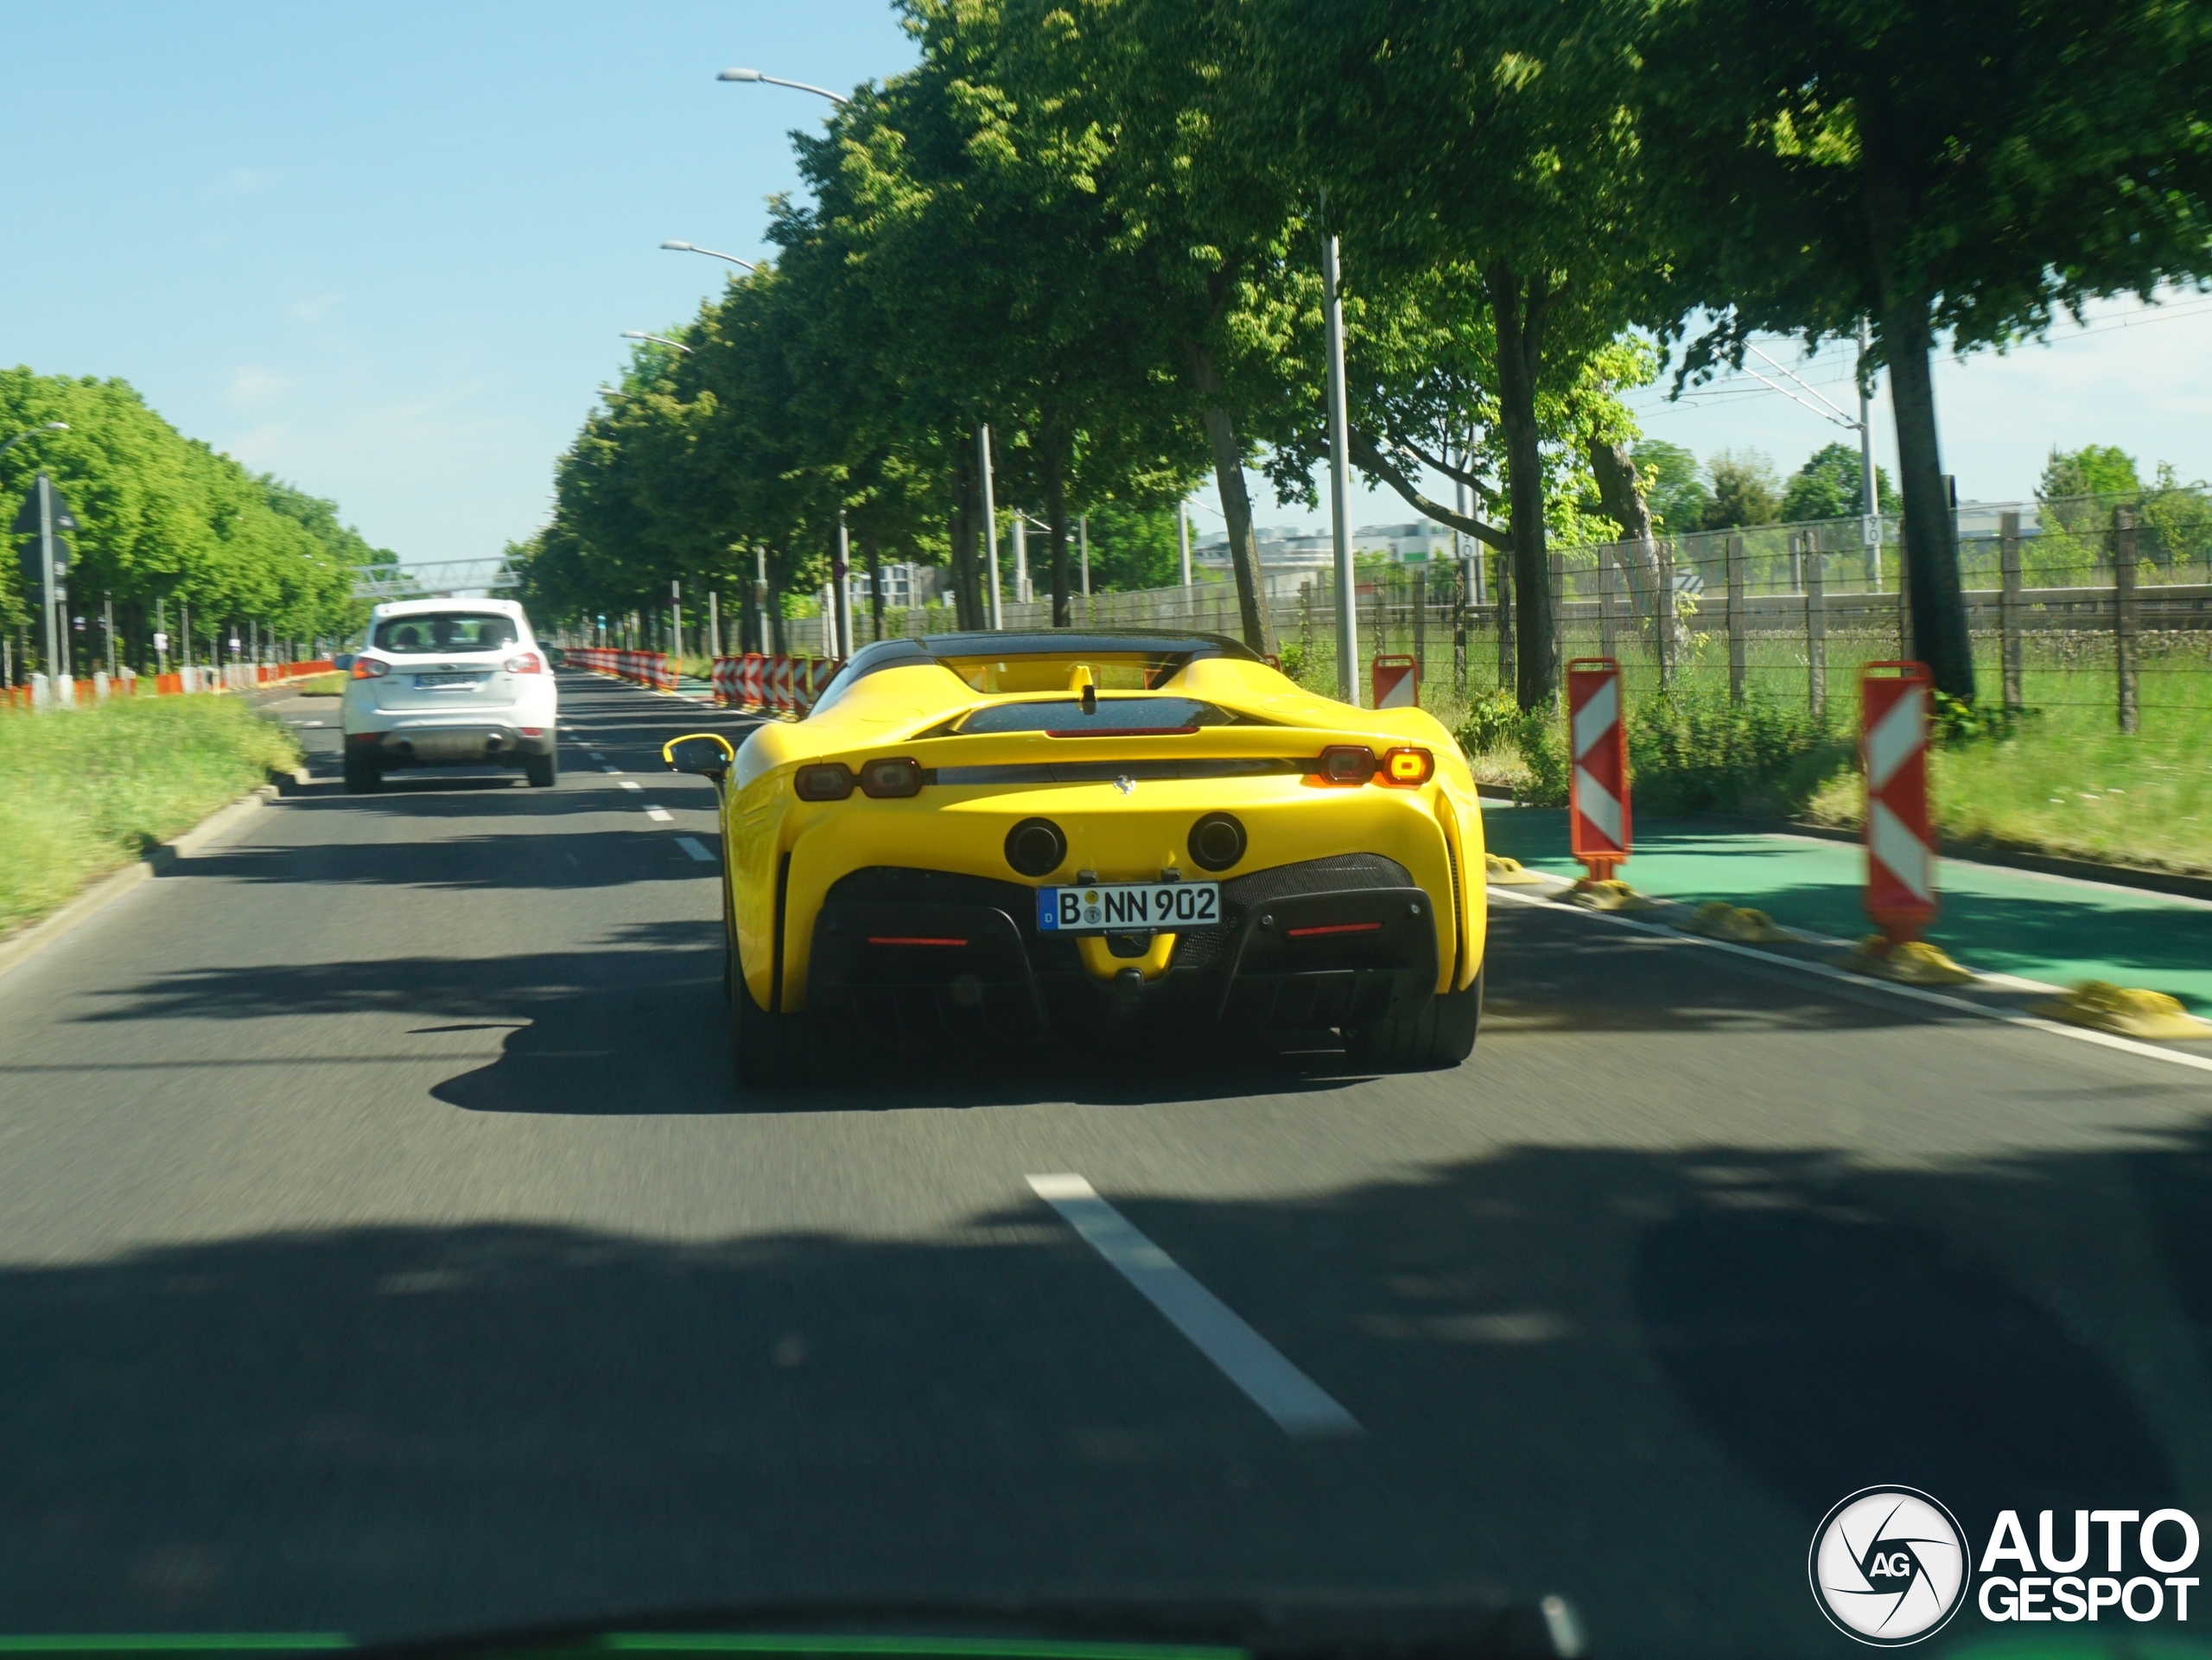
[835,488,2210,733]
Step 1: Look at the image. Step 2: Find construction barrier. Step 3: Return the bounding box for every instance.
[709,652,842,716]
[1861,661,1936,944]
[567,647,676,691]
[1370,653,1418,709]
[1567,657,1630,882]
[3,658,335,712]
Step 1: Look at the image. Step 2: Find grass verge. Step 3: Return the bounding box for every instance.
[0,695,303,937]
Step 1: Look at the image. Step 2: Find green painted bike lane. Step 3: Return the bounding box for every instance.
[1478,806,2212,1014]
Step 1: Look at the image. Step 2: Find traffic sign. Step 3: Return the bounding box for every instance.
[1567,658,1630,880]
[1861,662,1936,941]
[1370,654,1418,708]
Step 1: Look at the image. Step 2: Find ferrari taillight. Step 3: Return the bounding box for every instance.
[859,757,924,798]
[794,763,855,801]
[1313,745,1376,785]
[1380,746,1434,786]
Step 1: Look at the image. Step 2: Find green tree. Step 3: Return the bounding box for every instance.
[1635,440,1710,534]
[1701,449,1781,530]
[1779,441,1899,523]
[1635,0,2212,700]
[2037,444,2141,501]
[1255,0,1674,707]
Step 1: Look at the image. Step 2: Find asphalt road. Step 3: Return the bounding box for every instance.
[1,671,2207,1654]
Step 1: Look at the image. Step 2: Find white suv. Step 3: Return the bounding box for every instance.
[340,599,560,792]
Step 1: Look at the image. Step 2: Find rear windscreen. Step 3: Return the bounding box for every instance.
[955,697,1246,735]
[938,653,1183,693]
[371,613,518,654]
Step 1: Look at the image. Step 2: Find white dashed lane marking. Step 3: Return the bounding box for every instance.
[644,806,672,822]
[676,837,715,862]
[618,780,641,792]
[1025,1173,1362,1440]
[588,750,606,760]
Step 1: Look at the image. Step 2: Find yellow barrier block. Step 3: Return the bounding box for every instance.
[1681,901,1796,944]
[1484,854,1549,887]
[1843,936,1974,986]
[1565,878,1658,913]
[2031,981,2212,1041]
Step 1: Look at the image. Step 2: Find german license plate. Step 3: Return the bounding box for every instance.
[414,673,480,688]
[1037,881,1221,932]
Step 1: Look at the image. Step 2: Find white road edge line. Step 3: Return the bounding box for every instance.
[675,836,714,862]
[1487,883,2212,1077]
[1026,1173,1363,1439]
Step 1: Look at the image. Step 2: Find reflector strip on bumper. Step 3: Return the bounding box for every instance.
[1286,921,1382,938]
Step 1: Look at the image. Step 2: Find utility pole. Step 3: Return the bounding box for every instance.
[1012,512,1030,607]
[1859,316,1883,592]
[708,589,720,658]
[670,579,683,665]
[1078,514,1090,598]
[833,508,854,658]
[1321,223,1360,705]
[1179,503,1192,591]
[755,546,770,651]
[36,474,66,698]
[979,424,1002,630]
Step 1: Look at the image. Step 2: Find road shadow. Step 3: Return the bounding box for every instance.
[0,1129,2205,1652]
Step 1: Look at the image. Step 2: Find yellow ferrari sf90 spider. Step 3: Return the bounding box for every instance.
[664,631,1485,1087]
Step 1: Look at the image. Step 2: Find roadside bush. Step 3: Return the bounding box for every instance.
[0,695,302,934]
[1627,689,1853,816]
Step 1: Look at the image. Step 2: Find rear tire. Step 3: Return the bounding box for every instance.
[525,749,557,788]
[729,950,811,1091]
[1344,969,1483,1072]
[342,747,382,794]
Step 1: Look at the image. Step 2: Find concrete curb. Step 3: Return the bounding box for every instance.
[0,766,311,985]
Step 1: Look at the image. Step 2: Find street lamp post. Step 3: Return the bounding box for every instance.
[717,67,849,105]
[661,240,758,274]
[2,423,68,698]
[1321,227,1360,706]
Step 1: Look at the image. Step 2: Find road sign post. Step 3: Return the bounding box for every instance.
[1370,653,1418,709]
[1567,658,1630,884]
[1860,662,1936,944]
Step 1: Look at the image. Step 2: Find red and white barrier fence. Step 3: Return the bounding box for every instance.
[1370,653,1419,709]
[4,658,338,712]
[1861,661,1936,944]
[708,652,842,716]
[1567,657,1630,883]
[566,647,677,691]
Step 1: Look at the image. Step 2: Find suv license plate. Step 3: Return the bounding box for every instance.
[414,673,480,688]
[1037,881,1220,933]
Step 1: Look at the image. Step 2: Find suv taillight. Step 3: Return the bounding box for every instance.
[351,656,390,679]
[504,652,542,674]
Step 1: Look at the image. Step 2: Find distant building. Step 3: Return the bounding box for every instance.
[1192,519,1457,595]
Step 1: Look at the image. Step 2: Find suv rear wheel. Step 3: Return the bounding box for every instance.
[1344,970,1482,1072]
[524,749,557,788]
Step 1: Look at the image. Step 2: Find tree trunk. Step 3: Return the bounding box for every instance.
[1046,432,1071,630]
[1587,436,1674,660]
[1187,346,1275,655]
[1880,297,1975,701]
[862,531,884,644]
[1487,264,1554,709]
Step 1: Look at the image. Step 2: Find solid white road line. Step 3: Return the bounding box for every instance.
[644,806,672,822]
[1026,1173,1362,1439]
[1487,884,2212,1077]
[618,780,641,792]
[675,836,714,862]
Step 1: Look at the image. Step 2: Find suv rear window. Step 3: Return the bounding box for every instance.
[371,613,519,654]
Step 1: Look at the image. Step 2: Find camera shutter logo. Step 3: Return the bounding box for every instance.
[1810,1487,1971,1644]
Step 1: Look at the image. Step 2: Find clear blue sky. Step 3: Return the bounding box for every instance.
[3,3,2208,564]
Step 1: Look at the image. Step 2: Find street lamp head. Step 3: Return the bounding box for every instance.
[718,67,763,82]
[622,331,650,340]
[41,423,66,433]
[660,240,693,251]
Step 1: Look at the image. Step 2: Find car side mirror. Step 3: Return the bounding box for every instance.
[543,646,565,667]
[663,732,736,779]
